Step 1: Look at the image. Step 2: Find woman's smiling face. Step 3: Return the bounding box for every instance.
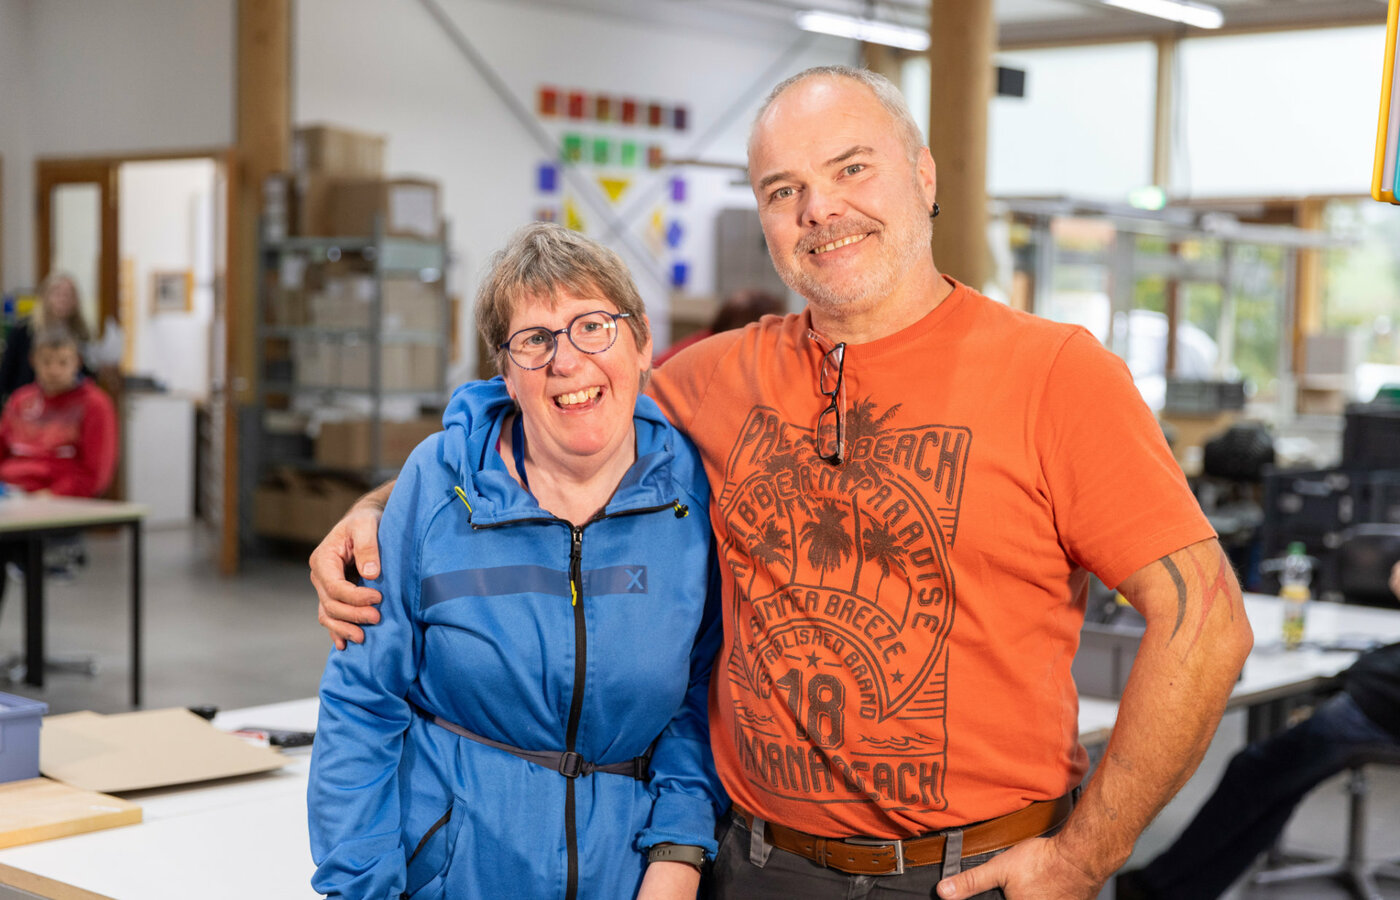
[501,287,651,470]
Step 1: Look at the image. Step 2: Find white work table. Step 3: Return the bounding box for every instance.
[2,595,1399,898]
[0,699,320,900]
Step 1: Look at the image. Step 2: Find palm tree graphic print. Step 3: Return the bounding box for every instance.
[718,396,971,812]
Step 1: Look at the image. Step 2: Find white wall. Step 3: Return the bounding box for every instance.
[0,0,36,291]
[295,0,850,377]
[27,0,234,155]
[0,0,234,291]
[119,158,217,399]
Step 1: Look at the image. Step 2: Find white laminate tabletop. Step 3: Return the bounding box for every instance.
[0,700,320,900]
[0,495,148,533]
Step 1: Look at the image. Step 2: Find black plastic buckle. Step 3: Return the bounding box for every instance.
[632,756,650,780]
[558,751,585,778]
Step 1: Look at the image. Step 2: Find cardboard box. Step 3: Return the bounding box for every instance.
[304,275,440,332]
[254,470,365,543]
[294,124,386,177]
[295,175,440,239]
[382,278,443,331]
[1158,410,1239,467]
[1297,386,1347,416]
[315,417,440,470]
[335,341,441,392]
[328,178,440,239]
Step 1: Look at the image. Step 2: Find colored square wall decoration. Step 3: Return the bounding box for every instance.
[538,87,559,117]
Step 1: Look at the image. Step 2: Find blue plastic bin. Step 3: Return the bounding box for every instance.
[0,691,49,783]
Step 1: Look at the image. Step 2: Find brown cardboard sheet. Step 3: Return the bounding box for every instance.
[39,709,286,793]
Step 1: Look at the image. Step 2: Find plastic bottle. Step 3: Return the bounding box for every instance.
[1279,542,1312,651]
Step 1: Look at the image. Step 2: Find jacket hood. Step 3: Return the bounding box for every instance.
[439,378,680,526]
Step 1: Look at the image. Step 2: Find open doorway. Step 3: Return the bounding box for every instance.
[35,151,233,556]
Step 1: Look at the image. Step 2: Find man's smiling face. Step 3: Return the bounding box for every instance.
[748,75,936,322]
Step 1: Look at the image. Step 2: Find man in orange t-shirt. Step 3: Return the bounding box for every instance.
[310,67,1253,900]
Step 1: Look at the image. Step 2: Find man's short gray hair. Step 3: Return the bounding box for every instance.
[750,65,926,163]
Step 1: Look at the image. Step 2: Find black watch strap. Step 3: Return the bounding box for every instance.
[647,842,706,870]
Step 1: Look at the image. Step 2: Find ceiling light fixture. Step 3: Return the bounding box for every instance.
[1102,0,1224,29]
[795,10,930,52]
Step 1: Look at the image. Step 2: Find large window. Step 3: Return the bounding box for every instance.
[903,43,1156,202]
[1321,198,1400,400]
[1178,27,1386,197]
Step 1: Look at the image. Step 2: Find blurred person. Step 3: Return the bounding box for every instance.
[1117,631,1400,899]
[653,288,785,366]
[307,223,726,900]
[0,272,94,405]
[0,326,117,616]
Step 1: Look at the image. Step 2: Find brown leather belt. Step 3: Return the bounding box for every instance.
[734,793,1073,876]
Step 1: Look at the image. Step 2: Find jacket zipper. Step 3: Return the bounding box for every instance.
[564,524,584,900]
[464,498,689,900]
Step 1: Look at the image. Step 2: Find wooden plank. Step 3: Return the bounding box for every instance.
[0,779,140,851]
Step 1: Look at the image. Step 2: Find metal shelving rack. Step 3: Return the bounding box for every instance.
[244,217,450,546]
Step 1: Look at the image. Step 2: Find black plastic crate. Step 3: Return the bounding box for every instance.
[1343,403,1400,468]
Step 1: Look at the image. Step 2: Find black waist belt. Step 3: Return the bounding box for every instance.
[415,705,651,781]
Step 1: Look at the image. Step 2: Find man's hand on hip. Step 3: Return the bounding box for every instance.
[936,835,1100,900]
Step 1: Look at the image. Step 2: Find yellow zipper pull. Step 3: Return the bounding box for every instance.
[453,485,472,512]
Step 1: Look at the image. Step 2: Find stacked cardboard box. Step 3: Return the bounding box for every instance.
[315,417,441,470]
[291,124,441,238]
[254,470,366,544]
[303,275,442,332]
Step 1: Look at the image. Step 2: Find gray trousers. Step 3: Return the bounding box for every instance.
[709,812,1009,900]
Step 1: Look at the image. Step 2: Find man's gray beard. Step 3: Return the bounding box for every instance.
[773,211,934,315]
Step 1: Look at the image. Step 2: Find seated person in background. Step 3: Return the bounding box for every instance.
[651,287,784,366]
[1117,582,1400,899]
[0,272,95,407]
[0,326,117,616]
[0,326,117,499]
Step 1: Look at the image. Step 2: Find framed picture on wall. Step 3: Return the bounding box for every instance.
[151,269,192,314]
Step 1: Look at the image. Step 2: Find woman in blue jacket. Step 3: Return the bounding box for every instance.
[308,223,726,899]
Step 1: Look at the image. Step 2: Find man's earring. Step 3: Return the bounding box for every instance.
[929,202,940,220]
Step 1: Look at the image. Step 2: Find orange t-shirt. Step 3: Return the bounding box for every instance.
[648,279,1214,839]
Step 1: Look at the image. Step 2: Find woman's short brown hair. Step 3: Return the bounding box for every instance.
[475,223,650,375]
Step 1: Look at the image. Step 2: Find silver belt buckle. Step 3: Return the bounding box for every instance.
[845,836,906,876]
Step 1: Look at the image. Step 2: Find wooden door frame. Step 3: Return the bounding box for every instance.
[35,158,119,329]
[35,146,235,324]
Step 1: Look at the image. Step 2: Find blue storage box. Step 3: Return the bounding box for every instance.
[0,691,49,784]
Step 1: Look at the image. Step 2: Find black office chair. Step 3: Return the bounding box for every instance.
[1252,746,1400,900]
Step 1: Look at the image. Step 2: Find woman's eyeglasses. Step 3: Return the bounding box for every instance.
[499,310,632,370]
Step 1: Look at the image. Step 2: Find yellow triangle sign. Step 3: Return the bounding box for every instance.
[564,197,586,233]
[597,176,632,204]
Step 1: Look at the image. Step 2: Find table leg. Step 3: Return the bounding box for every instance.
[23,536,43,688]
[131,521,143,707]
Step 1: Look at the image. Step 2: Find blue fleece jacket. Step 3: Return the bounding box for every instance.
[309,379,726,899]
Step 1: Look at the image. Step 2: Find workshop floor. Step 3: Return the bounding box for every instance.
[0,525,1397,899]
